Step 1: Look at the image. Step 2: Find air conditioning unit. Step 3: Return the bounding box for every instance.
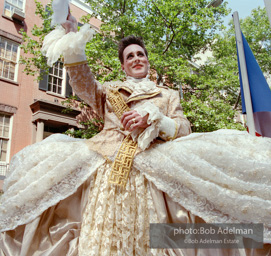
[12,8,25,21]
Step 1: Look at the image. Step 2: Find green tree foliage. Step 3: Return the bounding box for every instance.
[20,1,270,134]
[61,96,104,138]
[20,0,53,78]
[84,0,229,84]
[184,7,271,132]
[64,119,104,139]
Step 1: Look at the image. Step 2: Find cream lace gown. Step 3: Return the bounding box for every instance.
[1,130,271,256]
[1,25,271,255]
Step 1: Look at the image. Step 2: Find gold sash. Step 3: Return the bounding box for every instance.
[107,89,138,188]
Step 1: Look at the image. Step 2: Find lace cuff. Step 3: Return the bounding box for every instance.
[159,115,178,141]
[131,102,162,150]
[42,24,95,66]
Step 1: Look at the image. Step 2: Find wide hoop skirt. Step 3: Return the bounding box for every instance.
[0,129,271,255]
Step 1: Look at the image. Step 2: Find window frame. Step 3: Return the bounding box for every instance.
[3,0,25,17]
[39,63,73,99]
[0,113,13,164]
[47,61,67,97]
[0,36,20,82]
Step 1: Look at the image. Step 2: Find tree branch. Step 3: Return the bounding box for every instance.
[233,90,241,110]
[120,0,126,38]
[103,65,113,71]
[163,32,175,54]
[163,11,182,54]
[151,0,169,27]
[183,87,208,92]
[122,0,126,14]
[168,11,182,30]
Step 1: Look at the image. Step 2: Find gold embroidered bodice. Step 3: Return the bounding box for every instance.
[66,63,191,158]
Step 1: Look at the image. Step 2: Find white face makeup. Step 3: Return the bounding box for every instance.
[121,44,149,78]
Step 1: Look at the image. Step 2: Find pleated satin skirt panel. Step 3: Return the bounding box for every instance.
[0,178,91,256]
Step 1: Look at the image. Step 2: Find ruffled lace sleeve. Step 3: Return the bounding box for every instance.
[42,24,106,118]
[160,89,191,140]
[131,102,163,150]
[131,90,191,150]
[42,24,95,66]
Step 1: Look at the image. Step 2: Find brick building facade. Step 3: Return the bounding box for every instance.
[0,0,100,190]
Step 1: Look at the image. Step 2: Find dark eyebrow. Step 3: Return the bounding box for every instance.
[137,50,144,55]
[126,50,144,59]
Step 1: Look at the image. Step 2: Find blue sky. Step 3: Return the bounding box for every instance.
[223,0,265,25]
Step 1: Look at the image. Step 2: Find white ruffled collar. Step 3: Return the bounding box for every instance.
[122,75,160,100]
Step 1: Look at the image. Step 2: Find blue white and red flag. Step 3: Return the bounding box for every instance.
[236,32,271,138]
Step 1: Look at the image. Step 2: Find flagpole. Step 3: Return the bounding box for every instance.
[264,0,271,27]
[233,11,256,136]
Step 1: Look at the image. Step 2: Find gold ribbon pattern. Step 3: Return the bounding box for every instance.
[107,89,130,119]
[107,89,138,188]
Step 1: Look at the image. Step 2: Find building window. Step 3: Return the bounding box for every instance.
[4,0,24,17]
[48,62,64,95]
[39,62,73,98]
[0,37,19,81]
[0,114,11,163]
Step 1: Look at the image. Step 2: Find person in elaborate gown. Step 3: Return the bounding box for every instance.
[0,13,271,256]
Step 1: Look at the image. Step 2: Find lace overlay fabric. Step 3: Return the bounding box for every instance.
[132,102,163,150]
[1,129,271,249]
[79,162,165,256]
[134,129,271,242]
[0,134,105,232]
[123,76,161,101]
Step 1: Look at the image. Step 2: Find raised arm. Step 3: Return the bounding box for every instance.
[66,64,106,119]
[59,15,106,118]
